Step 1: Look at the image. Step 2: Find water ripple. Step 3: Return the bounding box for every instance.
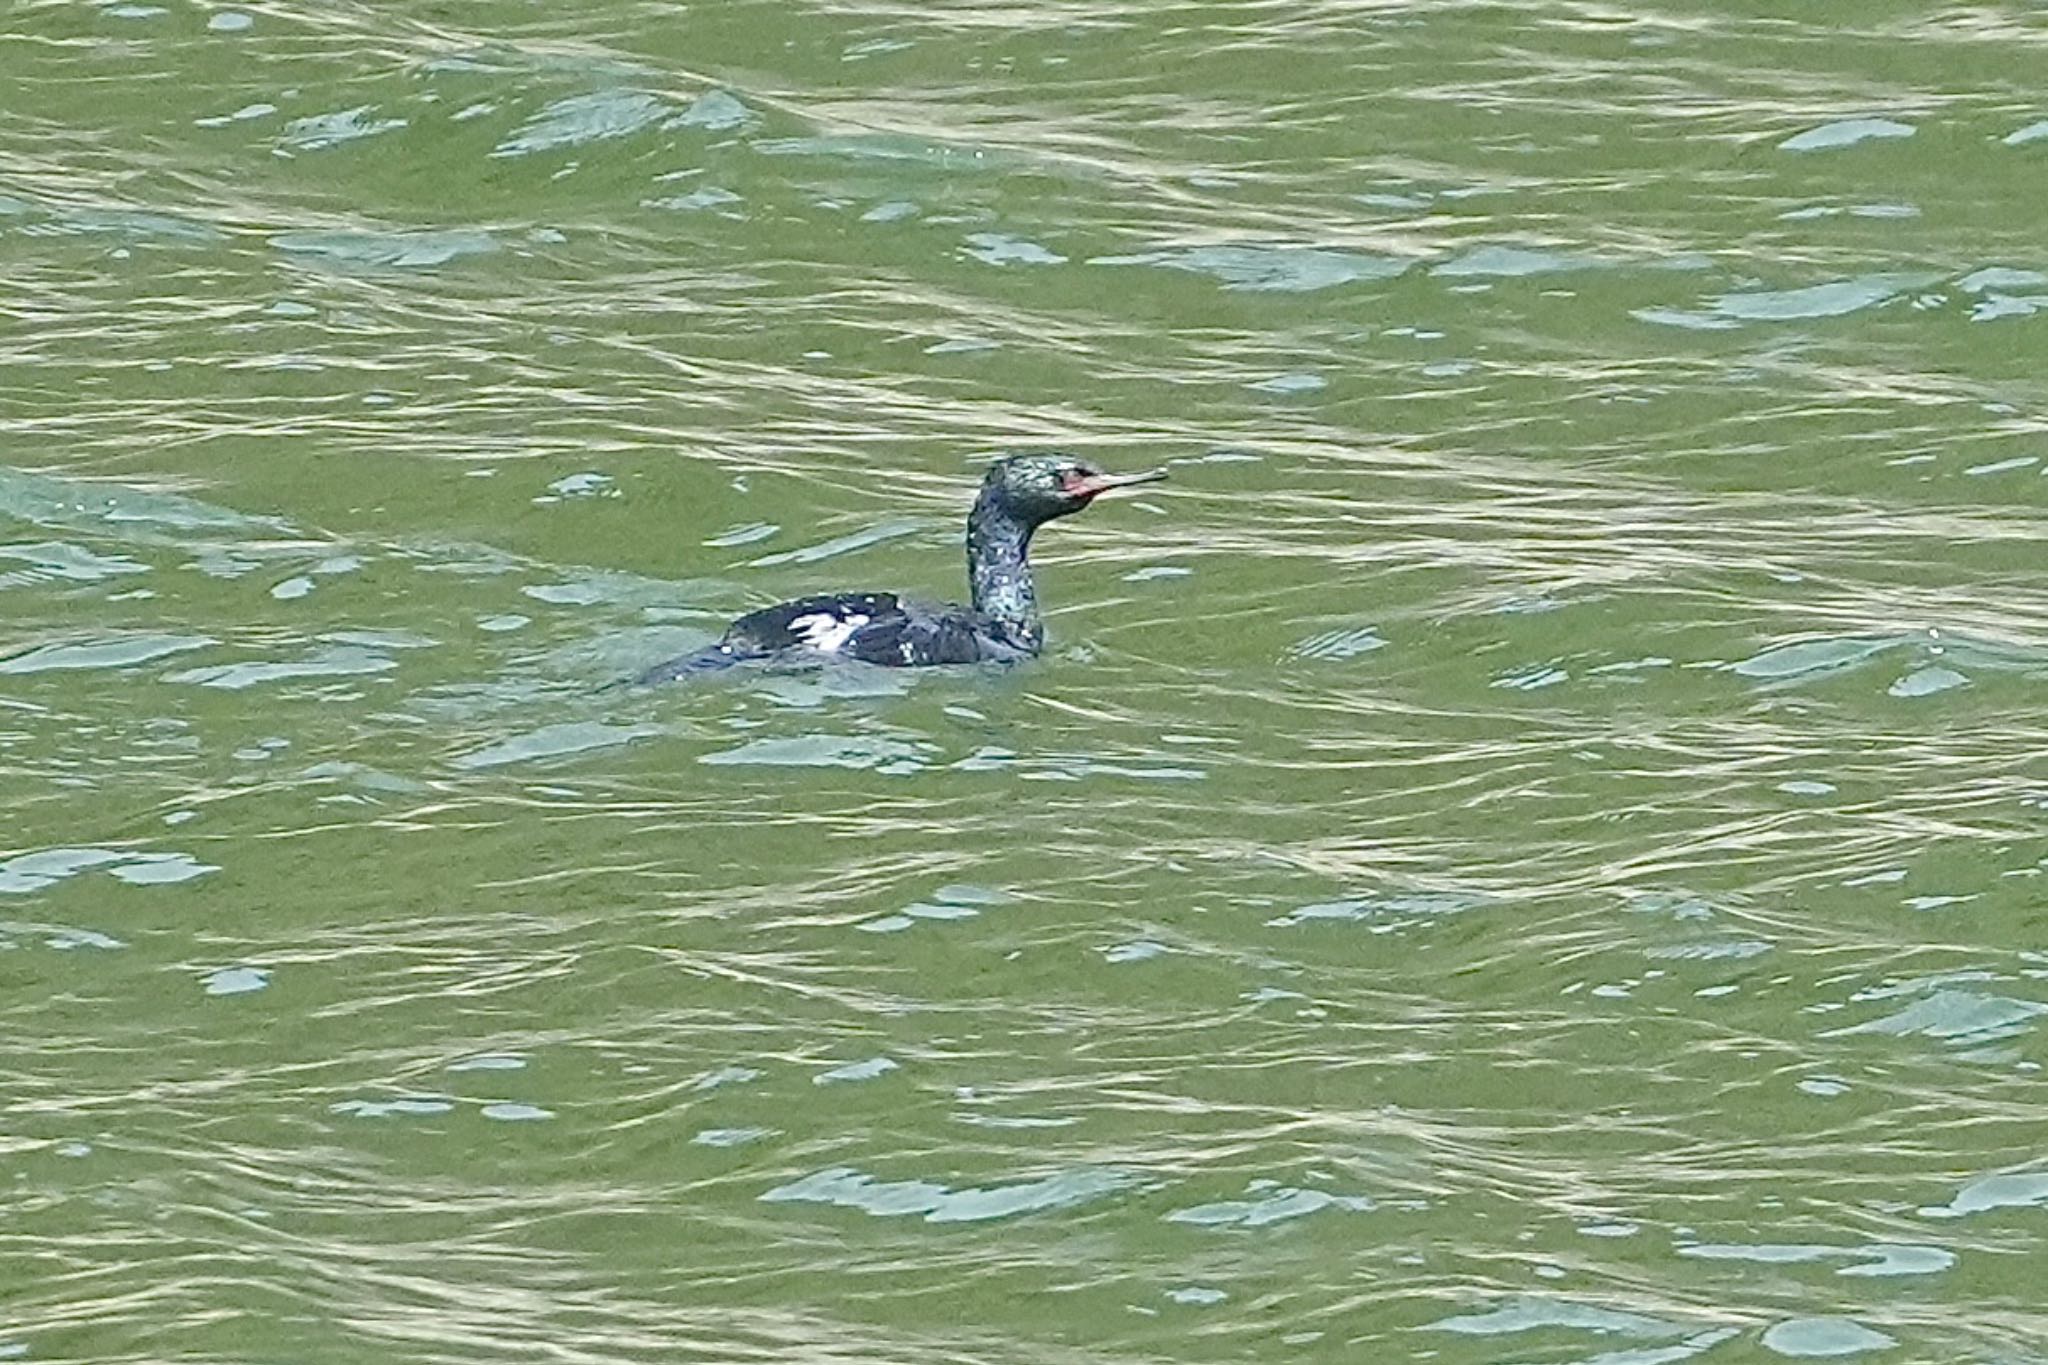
[3,1,2046,1360]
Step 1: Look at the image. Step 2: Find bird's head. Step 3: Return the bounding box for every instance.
[980,452,1167,526]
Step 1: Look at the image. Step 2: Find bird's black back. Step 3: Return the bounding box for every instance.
[722,592,1030,667]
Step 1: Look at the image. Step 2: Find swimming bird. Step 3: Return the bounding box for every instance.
[638,452,1165,681]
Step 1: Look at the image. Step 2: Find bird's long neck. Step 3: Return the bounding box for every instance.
[966,493,1042,651]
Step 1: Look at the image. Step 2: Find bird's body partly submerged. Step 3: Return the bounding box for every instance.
[638,453,1164,683]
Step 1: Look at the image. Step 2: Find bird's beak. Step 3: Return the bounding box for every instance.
[1072,467,1168,498]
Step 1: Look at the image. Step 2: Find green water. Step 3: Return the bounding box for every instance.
[4,2,2046,1360]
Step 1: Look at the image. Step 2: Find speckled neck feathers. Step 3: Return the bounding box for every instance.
[965,489,1043,653]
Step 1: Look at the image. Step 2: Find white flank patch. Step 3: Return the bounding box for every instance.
[789,611,869,653]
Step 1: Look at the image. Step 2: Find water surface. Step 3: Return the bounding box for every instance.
[3,2,2046,1360]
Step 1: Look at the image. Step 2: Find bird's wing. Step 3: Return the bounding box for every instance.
[721,593,906,656]
[844,598,1015,666]
[721,593,1026,666]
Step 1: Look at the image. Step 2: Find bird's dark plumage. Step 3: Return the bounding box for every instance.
[638,453,1163,682]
